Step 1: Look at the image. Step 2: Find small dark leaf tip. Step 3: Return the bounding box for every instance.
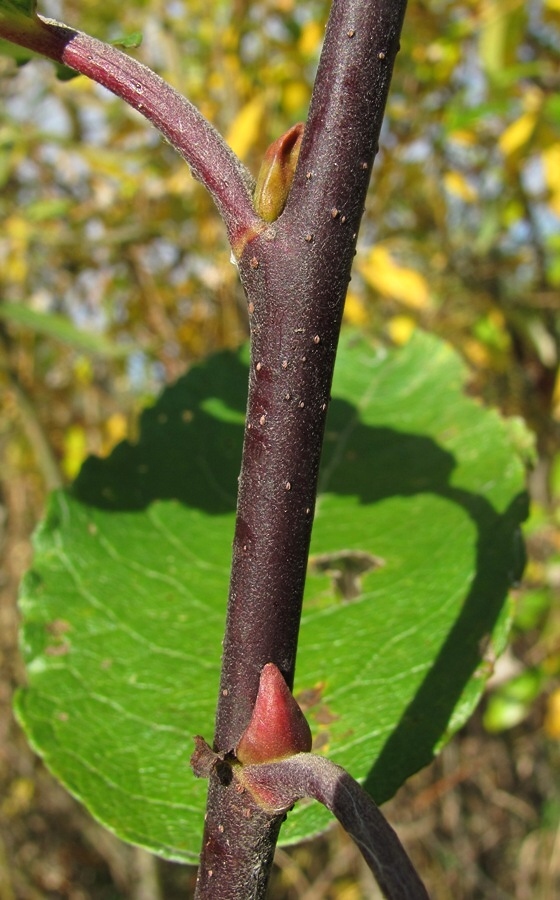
[190,736,220,778]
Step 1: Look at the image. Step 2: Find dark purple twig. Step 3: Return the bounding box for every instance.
[215,0,408,750]
[198,0,408,896]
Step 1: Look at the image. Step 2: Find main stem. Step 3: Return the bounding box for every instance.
[195,1,408,898]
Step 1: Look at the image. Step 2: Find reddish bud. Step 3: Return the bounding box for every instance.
[253,123,304,222]
[236,663,312,765]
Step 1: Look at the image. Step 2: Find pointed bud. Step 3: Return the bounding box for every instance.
[236,663,312,765]
[253,123,304,222]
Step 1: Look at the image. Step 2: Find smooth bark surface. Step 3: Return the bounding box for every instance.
[197,1,409,896]
[217,0,408,754]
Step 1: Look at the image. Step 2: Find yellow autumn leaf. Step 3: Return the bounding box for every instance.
[4,256,27,285]
[103,413,129,455]
[337,885,362,900]
[542,145,560,216]
[225,97,266,161]
[444,171,478,203]
[343,291,368,326]
[299,20,323,57]
[283,82,310,116]
[544,688,560,739]
[448,129,477,147]
[499,111,537,157]
[548,194,560,218]
[463,338,492,369]
[4,214,31,284]
[360,245,432,310]
[388,315,416,345]
[62,425,88,480]
[542,144,560,193]
[6,213,31,243]
[545,0,560,10]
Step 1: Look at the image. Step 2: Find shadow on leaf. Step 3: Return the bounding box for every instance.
[72,344,528,802]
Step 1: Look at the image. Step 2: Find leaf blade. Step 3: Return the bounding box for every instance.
[16,331,529,858]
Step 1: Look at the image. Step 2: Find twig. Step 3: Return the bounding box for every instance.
[0,13,259,245]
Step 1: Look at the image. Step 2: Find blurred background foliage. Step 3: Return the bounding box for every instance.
[1,0,560,896]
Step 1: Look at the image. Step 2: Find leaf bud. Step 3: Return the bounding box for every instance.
[236,663,312,764]
[253,123,304,222]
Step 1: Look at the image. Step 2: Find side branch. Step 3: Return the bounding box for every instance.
[0,14,259,245]
[239,753,430,900]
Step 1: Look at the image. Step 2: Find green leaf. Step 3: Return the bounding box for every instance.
[514,587,550,633]
[0,0,39,34]
[0,1,79,77]
[0,0,51,67]
[53,62,80,81]
[15,331,529,861]
[483,668,544,733]
[0,35,34,63]
[0,0,37,18]
[111,31,143,50]
[0,303,131,358]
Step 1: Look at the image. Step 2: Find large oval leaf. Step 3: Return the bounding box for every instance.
[15,331,529,861]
